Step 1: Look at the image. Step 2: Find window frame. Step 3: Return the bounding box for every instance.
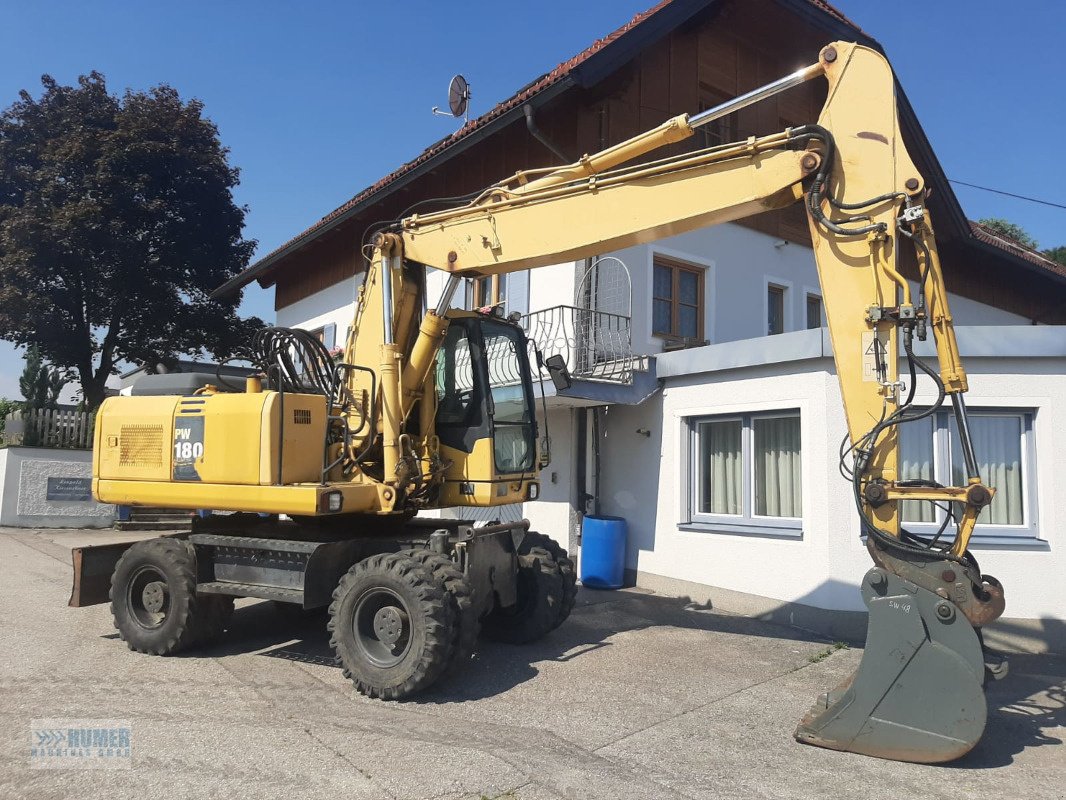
[305,323,336,351]
[471,273,508,313]
[805,292,823,330]
[899,408,1038,542]
[682,409,804,538]
[652,254,706,342]
[766,283,786,336]
[696,82,739,148]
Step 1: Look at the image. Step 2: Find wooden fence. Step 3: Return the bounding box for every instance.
[3,407,95,449]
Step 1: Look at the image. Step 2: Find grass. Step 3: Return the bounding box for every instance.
[807,641,850,664]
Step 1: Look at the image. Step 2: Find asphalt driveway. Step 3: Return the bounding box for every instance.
[1,528,1063,800]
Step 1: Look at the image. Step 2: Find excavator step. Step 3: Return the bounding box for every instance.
[197,581,303,604]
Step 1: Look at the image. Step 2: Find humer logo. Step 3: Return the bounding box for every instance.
[30,719,132,769]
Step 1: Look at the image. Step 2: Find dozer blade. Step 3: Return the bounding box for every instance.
[794,567,987,763]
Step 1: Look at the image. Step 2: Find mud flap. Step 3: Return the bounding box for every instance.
[794,567,987,763]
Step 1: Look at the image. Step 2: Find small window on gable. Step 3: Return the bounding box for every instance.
[697,82,738,148]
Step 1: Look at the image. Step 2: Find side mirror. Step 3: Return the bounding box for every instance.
[543,354,572,391]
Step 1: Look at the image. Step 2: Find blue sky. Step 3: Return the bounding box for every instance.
[1,0,1063,400]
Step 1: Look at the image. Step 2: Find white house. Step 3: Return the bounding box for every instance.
[220,0,1066,653]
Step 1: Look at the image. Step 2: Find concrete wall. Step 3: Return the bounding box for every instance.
[0,447,115,528]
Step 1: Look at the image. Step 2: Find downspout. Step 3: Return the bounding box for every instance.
[523,103,571,163]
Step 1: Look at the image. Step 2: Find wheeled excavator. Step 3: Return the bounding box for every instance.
[72,41,1007,763]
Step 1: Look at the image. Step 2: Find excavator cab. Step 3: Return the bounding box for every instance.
[434,310,540,507]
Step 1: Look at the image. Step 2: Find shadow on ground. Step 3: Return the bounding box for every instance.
[192,587,835,699]
[158,586,1064,768]
[954,651,1066,768]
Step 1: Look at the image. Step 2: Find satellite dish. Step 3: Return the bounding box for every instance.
[432,74,471,123]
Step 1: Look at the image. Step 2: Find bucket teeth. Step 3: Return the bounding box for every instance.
[795,568,988,763]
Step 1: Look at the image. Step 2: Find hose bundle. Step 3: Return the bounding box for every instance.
[251,327,342,402]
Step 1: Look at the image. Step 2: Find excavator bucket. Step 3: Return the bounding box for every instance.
[794,567,988,763]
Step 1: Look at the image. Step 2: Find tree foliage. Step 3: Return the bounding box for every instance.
[19,344,65,409]
[1042,246,1066,267]
[0,72,263,408]
[977,217,1039,250]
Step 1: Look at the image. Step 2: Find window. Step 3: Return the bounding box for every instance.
[806,294,823,330]
[767,284,785,335]
[482,322,536,474]
[898,410,1036,539]
[696,83,738,148]
[687,411,802,536]
[306,323,336,351]
[653,256,704,341]
[472,273,507,313]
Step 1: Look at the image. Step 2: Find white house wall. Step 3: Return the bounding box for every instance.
[523,408,578,546]
[278,224,1024,344]
[275,274,364,347]
[595,223,1028,356]
[593,347,1066,631]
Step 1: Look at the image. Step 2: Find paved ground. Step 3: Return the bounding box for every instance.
[0,528,1063,800]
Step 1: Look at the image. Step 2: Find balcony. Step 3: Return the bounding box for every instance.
[522,305,634,384]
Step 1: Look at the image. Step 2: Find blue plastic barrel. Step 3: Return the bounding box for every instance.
[580,515,627,589]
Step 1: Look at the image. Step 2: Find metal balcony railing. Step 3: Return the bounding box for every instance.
[522,305,633,384]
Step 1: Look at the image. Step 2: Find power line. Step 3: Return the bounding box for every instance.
[948,179,1066,211]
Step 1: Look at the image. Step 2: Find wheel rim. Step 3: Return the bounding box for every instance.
[353,587,412,668]
[126,565,170,629]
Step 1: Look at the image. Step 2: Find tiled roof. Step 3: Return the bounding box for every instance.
[235,0,861,289]
[969,221,1066,278]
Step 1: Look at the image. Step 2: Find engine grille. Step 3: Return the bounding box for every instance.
[119,424,164,467]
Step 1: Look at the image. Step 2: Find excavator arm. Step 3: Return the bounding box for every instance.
[353,42,1006,762]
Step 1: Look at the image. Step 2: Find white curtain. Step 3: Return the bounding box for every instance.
[700,420,741,515]
[952,416,1024,525]
[754,417,802,517]
[899,417,935,523]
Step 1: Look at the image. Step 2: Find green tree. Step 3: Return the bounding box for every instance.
[977,217,1039,250]
[0,397,14,439]
[18,344,65,409]
[0,72,263,409]
[1042,246,1066,267]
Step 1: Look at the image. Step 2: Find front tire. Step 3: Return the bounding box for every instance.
[329,553,454,699]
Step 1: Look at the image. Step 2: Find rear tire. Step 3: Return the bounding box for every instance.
[521,532,577,629]
[481,542,565,645]
[328,553,454,699]
[110,538,206,656]
[401,549,480,673]
[196,595,234,646]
